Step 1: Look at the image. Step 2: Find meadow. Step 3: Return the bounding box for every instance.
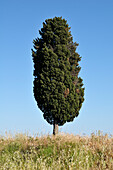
[0,132,113,169]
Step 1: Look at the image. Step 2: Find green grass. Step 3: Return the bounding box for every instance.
[0,132,113,169]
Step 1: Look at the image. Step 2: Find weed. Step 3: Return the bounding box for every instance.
[0,132,113,169]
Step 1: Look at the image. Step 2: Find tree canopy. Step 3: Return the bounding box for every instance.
[32,17,84,131]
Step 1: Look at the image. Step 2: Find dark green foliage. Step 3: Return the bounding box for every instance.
[32,17,84,126]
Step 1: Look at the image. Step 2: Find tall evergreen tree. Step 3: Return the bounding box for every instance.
[32,17,84,135]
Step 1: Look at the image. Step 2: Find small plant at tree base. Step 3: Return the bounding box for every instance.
[32,17,85,135]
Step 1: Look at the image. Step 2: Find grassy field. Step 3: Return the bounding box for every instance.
[0,132,113,170]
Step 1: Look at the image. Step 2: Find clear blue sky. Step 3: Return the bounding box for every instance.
[0,0,113,136]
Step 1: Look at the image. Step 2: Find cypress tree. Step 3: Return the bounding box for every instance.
[32,17,85,135]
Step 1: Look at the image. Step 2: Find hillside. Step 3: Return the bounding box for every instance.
[0,132,113,169]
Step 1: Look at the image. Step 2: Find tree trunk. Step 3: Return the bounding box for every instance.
[53,121,58,135]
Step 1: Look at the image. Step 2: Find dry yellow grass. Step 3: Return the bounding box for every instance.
[0,132,113,169]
